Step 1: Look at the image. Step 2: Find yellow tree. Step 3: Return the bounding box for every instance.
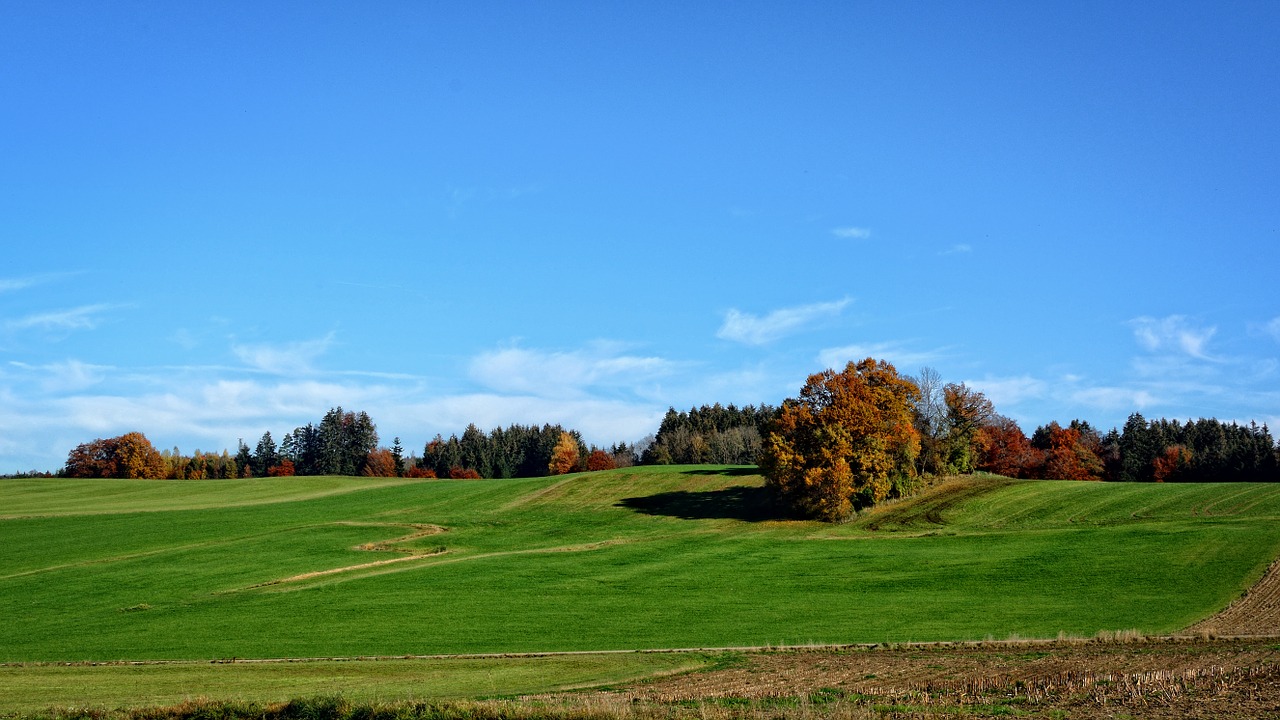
[761,358,921,521]
[547,431,581,475]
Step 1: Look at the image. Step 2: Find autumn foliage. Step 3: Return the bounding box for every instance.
[64,432,168,479]
[548,431,582,475]
[761,358,921,521]
[362,448,398,477]
[267,459,296,477]
[586,449,616,472]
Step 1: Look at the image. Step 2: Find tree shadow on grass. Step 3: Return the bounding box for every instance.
[617,485,785,522]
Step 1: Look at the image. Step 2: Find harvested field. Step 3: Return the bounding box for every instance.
[601,638,1280,718]
[1187,557,1280,637]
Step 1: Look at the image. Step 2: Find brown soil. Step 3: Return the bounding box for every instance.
[599,639,1280,718]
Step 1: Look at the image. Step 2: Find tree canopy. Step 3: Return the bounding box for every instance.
[761,358,921,521]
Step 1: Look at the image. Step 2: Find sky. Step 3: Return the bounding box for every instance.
[2,1,1279,472]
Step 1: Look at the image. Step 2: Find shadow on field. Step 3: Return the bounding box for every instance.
[679,467,759,478]
[617,485,784,522]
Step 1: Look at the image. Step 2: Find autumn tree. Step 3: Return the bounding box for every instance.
[760,358,922,521]
[974,415,1038,477]
[63,432,167,479]
[1032,421,1104,480]
[941,383,995,474]
[362,448,398,477]
[267,459,296,477]
[586,449,616,472]
[548,431,582,475]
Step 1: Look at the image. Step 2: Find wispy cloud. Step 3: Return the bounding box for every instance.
[231,333,336,375]
[7,304,116,332]
[8,360,109,393]
[832,227,871,239]
[0,272,81,294]
[1130,315,1219,360]
[718,298,851,346]
[817,342,948,371]
[941,243,972,255]
[1261,317,1280,343]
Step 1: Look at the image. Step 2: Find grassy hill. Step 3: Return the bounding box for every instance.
[3,467,1280,664]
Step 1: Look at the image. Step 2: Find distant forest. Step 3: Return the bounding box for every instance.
[22,362,1280,485]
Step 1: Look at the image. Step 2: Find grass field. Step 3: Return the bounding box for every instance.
[4,467,1280,710]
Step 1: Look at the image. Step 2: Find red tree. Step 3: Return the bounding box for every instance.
[267,459,296,477]
[586,449,616,472]
[975,416,1038,478]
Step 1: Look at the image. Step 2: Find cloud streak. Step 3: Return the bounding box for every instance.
[832,227,871,239]
[817,342,948,372]
[718,298,851,346]
[7,304,116,332]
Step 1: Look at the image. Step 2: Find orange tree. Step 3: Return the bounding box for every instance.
[761,358,921,521]
[63,432,167,479]
[547,431,582,475]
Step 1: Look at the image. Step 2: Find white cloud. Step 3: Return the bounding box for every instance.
[231,333,336,375]
[7,304,115,331]
[717,298,851,346]
[1070,386,1157,412]
[964,375,1049,408]
[469,344,675,398]
[941,244,972,255]
[1130,315,1218,360]
[832,227,871,239]
[817,342,947,372]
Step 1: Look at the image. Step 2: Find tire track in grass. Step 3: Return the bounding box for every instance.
[242,522,447,589]
[236,537,636,593]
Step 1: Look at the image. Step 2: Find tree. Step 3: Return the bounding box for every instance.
[548,431,581,475]
[362,448,397,477]
[267,459,296,477]
[586,449,616,472]
[63,432,167,479]
[391,437,405,476]
[1033,421,1104,481]
[974,415,1038,477]
[941,383,995,474]
[760,358,921,521]
[252,432,279,477]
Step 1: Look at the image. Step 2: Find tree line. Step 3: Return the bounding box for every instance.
[47,360,1280,502]
[639,404,775,466]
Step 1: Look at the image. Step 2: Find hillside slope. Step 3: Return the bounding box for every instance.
[2,467,1279,661]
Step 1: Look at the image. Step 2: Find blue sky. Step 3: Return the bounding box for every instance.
[2,2,1278,471]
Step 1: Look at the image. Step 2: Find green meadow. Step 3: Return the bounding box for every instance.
[3,466,1279,672]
